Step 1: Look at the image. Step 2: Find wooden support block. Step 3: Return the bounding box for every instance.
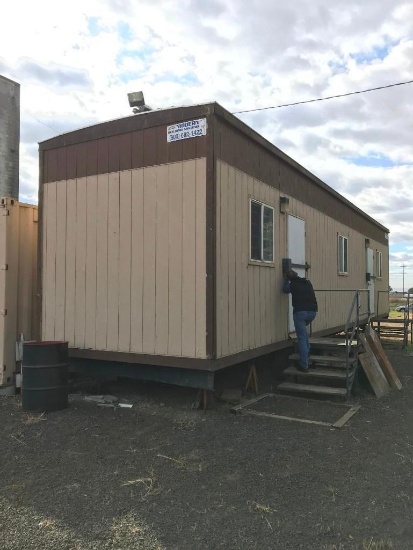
[245,362,259,395]
[365,326,402,390]
[359,338,391,399]
[194,389,215,412]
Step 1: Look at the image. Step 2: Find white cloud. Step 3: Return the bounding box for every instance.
[1,0,412,289]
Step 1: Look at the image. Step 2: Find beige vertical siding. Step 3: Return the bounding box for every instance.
[0,200,38,386]
[85,176,98,349]
[216,160,390,358]
[64,180,77,346]
[96,174,109,350]
[42,158,207,359]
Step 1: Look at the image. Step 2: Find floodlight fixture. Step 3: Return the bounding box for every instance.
[127,91,152,113]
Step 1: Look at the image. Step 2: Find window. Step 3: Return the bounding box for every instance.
[338,235,348,274]
[376,251,383,279]
[250,200,274,262]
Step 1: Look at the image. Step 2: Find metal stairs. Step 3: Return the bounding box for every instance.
[278,337,360,399]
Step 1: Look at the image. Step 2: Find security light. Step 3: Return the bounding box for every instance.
[127,91,152,113]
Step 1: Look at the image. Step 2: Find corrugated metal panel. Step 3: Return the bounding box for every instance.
[0,200,38,386]
[42,159,208,359]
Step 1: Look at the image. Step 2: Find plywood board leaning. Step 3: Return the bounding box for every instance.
[359,336,391,399]
[365,325,402,390]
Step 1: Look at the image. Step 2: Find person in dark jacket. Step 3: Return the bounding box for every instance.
[282,269,318,372]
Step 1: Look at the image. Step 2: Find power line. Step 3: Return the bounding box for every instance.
[24,112,57,132]
[232,79,413,114]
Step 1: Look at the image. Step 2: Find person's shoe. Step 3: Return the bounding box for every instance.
[308,362,317,370]
[296,365,309,373]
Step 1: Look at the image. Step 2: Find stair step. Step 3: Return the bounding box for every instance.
[289,354,357,367]
[278,382,347,397]
[284,366,347,379]
[307,337,358,348]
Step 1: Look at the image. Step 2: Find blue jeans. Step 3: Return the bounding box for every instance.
[293,311,317,370]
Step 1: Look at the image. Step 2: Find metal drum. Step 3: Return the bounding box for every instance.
[22,341,69,412]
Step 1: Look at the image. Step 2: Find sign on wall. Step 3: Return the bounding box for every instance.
[167,118,207,142]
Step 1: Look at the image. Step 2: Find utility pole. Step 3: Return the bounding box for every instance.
[400,264,406,295]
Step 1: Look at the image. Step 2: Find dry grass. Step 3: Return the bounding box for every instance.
[121,467,162,499]
[22,412,47,425]
[38,519,56,529]
[249,501,278,530]
[157,450,205,472]
[362,538,394,549]
[327,485,338,502]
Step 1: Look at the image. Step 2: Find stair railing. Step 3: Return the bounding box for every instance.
[344,289,370,392]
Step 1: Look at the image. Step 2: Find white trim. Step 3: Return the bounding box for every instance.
[338,234,348,275]
[249,198,274,263]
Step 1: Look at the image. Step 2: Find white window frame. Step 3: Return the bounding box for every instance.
[338,235,348,275]
[249,199,274,263]
[376,250,383,279]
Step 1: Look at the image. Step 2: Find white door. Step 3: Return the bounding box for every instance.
[366,247,375,316]
[287,215,306,332]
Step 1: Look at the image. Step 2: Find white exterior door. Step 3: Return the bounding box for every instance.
[287,215,306,332]
[366,247,375,315]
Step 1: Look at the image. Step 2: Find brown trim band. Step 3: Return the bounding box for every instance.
[39,101,388,239]
[69,339,295,373]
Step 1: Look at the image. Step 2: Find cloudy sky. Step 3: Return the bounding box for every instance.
[1,0,412,290]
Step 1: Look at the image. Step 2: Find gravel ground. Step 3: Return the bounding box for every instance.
[0,349,412,550]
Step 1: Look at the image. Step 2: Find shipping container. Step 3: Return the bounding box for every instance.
[0,199,38,388]
[38,103,389,388]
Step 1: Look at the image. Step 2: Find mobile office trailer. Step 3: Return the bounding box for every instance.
[38,102,389,389]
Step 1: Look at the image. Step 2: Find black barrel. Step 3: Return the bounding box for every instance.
[22,341,69,412]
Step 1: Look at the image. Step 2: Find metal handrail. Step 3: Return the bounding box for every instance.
[313,288,370,393]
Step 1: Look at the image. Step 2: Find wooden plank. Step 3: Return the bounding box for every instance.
[332,405,361,429]
[118,170,132,352]
[289,353,357,367]
[358,340,391,399]
[219,161,229,356]
[181,160,196,357]
[54,182,67,341]
[155,164,169,356]
[227,165,236,354]
[44,182,57,341]
[234,167,243,353]
[64,180,76,346]
[230,392,273,414]
[253,178,261,347]
[85,175,98,349]
[365,325,402,390]
[74,178,87,348]
[241,172,249,351]
[107,172,120,351]
[278,382,347,396]
[284,366,347,379]
[245,409,332,427]
[95,174,109,350]
[167,163,182,356]
[195,158,207,358]
[130,168,144,353]
[142,167,156,354]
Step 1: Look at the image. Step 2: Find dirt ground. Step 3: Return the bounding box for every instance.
[1,348,412,550]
